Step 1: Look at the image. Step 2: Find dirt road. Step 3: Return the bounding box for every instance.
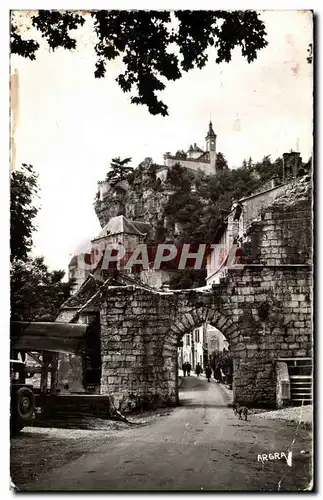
[12,376,313,492]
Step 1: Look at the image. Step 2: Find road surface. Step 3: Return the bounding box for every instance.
[22,375,312,492]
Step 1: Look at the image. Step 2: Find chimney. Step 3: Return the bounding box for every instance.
[271,175,279,188]
[283,152,302,181]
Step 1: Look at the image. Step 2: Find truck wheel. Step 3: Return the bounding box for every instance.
[16,387,34,422]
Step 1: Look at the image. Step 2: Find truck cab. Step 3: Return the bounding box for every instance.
[10,359,35,435]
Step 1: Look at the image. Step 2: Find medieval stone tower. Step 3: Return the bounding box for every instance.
[205,121,217,170]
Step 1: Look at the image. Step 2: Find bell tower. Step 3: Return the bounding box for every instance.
[205,121,217,171]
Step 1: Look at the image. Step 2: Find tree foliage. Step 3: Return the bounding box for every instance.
[11,257,75,322]
[105,156,133,186]
[10,163,39,262]
[153,152,309,289]
[165,163,195,191]
[11,10,268,116]
[10,163,74,322]
[215,152,228,171]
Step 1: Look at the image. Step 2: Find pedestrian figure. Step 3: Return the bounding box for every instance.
[182,362,187,377]
[187,362,191,376]
[214,362,221,383]
[195,362,202,377]
[205,365,212,382]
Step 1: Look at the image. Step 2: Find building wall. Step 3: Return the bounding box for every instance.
[54,309,101,394]
[243,177,312,266]
[192,327,204,368]
[165,157,214,176]
[206,178,304,284]
[238,182,294,238]
[179,333,193,366]
[206,230,229,284]
[140,269,175,289]
[156,168,168,182]
[69,256,90,294]
[206,325,228,353]
[178,328,204,370]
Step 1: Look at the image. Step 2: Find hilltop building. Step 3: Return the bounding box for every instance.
[156,121,220,181]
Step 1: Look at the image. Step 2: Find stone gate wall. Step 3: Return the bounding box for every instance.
[98,261,312,409]
[58,177,312,408]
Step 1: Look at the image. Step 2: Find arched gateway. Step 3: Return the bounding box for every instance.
[57,176,312,409]
[57,263,312,410]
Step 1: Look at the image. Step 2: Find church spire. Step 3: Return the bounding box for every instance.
[207,120,216,138]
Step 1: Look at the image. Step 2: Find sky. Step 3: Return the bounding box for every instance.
[11,9,313,274]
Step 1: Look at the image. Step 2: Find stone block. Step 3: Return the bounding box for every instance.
[112,354,124,361]
[293,294,306,302]
[110,335,121,341]
[296,335,307,343]
[293,349,307,357]
[256,294,267,301]
[288,301,300,308]
[107,376,119,384]
[294,321,305,328]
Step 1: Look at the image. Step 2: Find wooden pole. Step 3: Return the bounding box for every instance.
[40,352,49,415]
[50,354,59,395]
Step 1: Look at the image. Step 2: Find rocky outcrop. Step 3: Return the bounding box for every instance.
[94,181,174,239]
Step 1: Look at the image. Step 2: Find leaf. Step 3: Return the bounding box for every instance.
[11,10,268,116]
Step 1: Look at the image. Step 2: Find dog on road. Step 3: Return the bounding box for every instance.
[233,403,248,421]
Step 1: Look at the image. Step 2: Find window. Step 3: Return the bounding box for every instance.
[186,334,191,346]
[195,329,200,343]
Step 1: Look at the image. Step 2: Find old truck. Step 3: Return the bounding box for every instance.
[10,359,35,435]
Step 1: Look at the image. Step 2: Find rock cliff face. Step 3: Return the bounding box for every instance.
[94,177,179,240]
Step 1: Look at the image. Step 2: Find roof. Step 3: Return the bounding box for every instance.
[238,182,286,204]
[196,151,209,161]
[11,321,89,354]
[68,255,78,268]
[93,215,147,240]
[206,121,216,138]
[132,221,151,234]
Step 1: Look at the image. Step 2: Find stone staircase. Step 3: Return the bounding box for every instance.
[279,358,313,405]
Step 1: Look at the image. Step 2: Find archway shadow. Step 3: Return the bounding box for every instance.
[178,400,231,409]
[179,383,210,393]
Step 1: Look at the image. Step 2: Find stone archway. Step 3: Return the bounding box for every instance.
[168,307,241,405]
[170,307,238,346]
[57,261,312,411]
